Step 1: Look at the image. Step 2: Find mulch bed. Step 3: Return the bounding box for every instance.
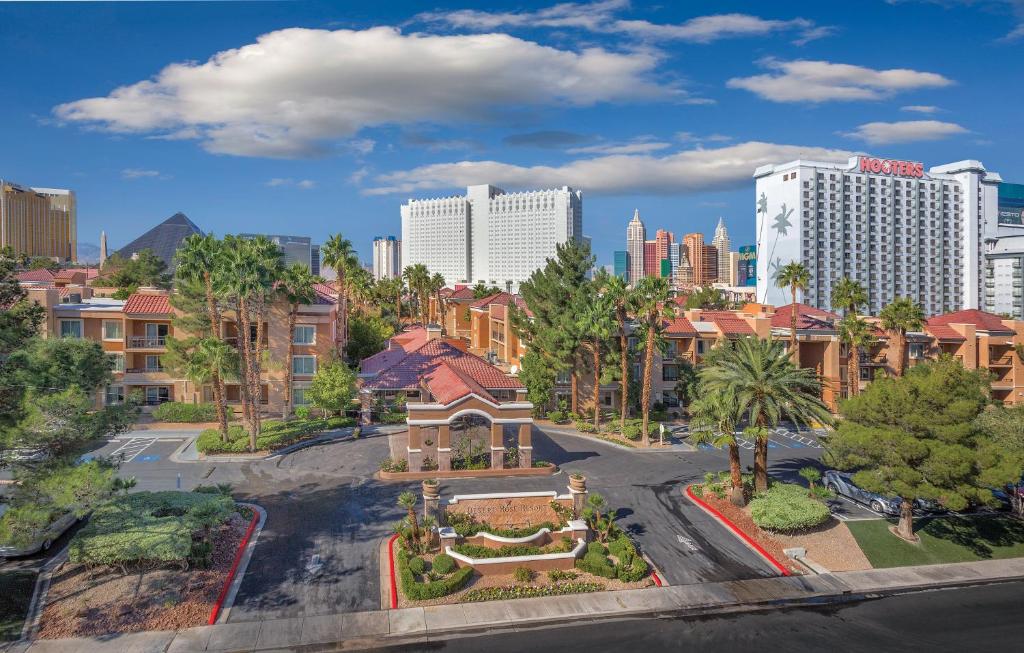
[698,490,804,575]
[37,513,249,639]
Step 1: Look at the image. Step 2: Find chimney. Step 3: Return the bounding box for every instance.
[426,323,442,341]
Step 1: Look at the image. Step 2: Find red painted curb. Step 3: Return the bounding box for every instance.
[387,533,400,609]
[208,510,260,625]
[651,571,663,587]
[684,485,791,577]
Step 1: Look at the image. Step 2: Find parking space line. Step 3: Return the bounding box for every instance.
[834,494,886,518]
[108,437,157,463]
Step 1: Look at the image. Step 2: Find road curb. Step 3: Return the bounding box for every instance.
[20,544,70,641]
[212,503,266,624]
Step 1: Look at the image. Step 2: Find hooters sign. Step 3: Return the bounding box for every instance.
[859,157,924,178]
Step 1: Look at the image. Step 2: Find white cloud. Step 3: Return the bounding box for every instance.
[727,58,953,103]
[418,3,832,45]
[567,138,671,155]
[840,120,968,144]
[675,131,731,143]
[365,141,855,196]
[55,26,673,158]
[266,177,317,189]
[121,168,168,180]
[900,104,940,114]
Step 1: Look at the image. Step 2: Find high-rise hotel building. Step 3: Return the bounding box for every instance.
[372,235,401,280]
[754,156,1001,315]
[1,181,77,261]
[401,184,583,291]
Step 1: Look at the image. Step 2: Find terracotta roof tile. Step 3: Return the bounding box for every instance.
[470,292,507,309]
[449,287,476,300]
[362,338,522,393]
[311,282,338,305]
[700,311,755,336]
[16,269,55,283]
[423,362,497,405]
[123,293,172,315]
[924,322,966,341]
[928,309,1013,334]
[359,327,429,375]
[663,317,697,337]
[770,303,838,331]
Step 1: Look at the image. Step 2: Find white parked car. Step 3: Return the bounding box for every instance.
[0,504,79,558]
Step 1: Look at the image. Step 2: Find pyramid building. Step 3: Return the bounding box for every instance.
[115,212,203,271]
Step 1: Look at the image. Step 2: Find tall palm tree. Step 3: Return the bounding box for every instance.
[247,236,284,433]
[321,235,358,358]
[576,287,616,431]
[689,389,745,505]
[837,314,876,398]
[700,337,832,492]
[879,297,925,377]
[375,276,404,325]
[278,263,317,418]
[831,277,867,318]
[429,272,447,329]
[175,233,229,440]
[221,236,264,446]
[602,274,632,434]
[347,266,374,315]
[403,264,430,324]
[629,276,674,447]
[776,262,811,361]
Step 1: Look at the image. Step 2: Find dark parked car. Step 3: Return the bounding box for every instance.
[823,470,902,515]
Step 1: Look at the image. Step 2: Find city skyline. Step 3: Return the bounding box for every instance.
[3,1,1022,268]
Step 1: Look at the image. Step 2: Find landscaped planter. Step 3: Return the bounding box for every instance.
[377,461,557,481]
[444,536,587,576]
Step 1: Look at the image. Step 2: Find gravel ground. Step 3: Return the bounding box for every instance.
[37,513,249,639]
[773,520,873,572]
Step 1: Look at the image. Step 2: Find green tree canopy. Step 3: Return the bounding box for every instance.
[974,404,1024,517]
[684,286,729,310]
[348,314,395,364]
[307,358,358,416]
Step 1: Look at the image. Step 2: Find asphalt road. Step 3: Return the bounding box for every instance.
[371,581,1024,652]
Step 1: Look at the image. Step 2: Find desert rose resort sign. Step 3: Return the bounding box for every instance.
[858,156,925,178]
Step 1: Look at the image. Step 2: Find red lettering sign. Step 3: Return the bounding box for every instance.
[858,157,924,178]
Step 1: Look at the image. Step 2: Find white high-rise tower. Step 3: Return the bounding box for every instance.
[711,217,730,284]
[626,209,646,284]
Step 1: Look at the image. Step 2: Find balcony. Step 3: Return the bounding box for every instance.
[126,336,167,350]
[122,367,173,384]
[858,353,887,366]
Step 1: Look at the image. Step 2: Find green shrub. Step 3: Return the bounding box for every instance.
[462,582,603,602]
[379,458,409,473]
[294,405,312,420]
[152,402,220,423]
[622,425,641,440]
[575,551,615,578]
[546,411,566,423]
[396,544,472,601]
[195,417,357,455]
[608,535,633,559]
[452,544,542,559]
[749,483,831,533]
[445,512,561,538]
[586,541,607,556]
[575,420,596,433]
[408,556,426,575]
[380,411,406,424]
[513,567,534,583]
[547,569,579,582]
[432,553,456,575]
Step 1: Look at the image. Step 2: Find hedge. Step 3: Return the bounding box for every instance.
[152,402,223,423]
[68,491,234,566]
[576,551,616,578]
[379,412,407,424]
[396,544,472,600]
[463,582,604,602]
[446,512,560,539]
[432,553,456,575]
[452,543,543,559]
[609,535,648,582]
[749,483,831,533]
[196,416,356,454]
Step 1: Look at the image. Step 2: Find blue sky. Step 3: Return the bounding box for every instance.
[2,0,1022,266]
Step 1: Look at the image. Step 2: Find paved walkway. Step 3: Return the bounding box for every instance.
[7,557,1023,652]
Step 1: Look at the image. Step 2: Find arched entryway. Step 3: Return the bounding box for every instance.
[406,398,533,472]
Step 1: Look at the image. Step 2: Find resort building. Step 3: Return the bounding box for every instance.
[372,235,401,280]
[116,212,203,271]
[1,180,76,261]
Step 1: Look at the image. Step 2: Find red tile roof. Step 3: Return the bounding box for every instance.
[470,292,507,309]
[448,287,476,300]
[700,311,755,336]
[770,303,838,331]
[359,328,429,375]
[439,287,455,299]
[123,293,172,315]
[928,309,1013,334]
[16,269,55,283]
[924,322,966,341]
[362,338,522,393]
[423,361,497,405]
[312,282,338,305]
[663,317,697,337]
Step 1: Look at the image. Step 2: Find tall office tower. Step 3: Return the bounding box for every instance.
[626,209,646,284]
[239,234,315,271]
[684,233,716,285]
[613,250,629,279]
[755,155,1001,314]
[0,181,76,261]
[727,251,741,286]
[677,245,694,287]
[668,242,681,280]
[643,241,659,277]
[655,229,673,262]
[401,184,582,291]
[310,244,321,276]
[99,231,108,267]
[372,235,402,280]
[712,217,731,283]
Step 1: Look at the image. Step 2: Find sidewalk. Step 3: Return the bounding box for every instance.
[7,557,1023,652]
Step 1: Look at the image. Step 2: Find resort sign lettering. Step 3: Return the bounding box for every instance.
[859,156,925,178]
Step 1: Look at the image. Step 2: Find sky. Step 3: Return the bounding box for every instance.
[2,0,1023,267]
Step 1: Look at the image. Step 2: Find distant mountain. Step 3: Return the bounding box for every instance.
[77,242,101,264]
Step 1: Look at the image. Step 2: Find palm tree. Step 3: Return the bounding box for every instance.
[278,263,317,418]
[321,234,358,357]
[429,272,447,329]
[699,337,832,492]
[629,276,674,447]
[689,389,745,505]
[602,274,632,434]
[879,297,925,377]
[576,287,616,431]
[375,276,404,325]
[831,277,867,318]
[175,233,230,440]
[402,264,430,324]
[776,262,811,361]
[837,314,876,398]
[347,267,374,315]
[397,490,420,548]
[247,236,285,433]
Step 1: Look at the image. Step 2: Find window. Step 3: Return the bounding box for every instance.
[292,386,310,405]
[908,343,925,359]
[108,353,125,373]
[292,355,317,375]
[102,320,123,341]
[145,355,162,371]
[662,365,679,382]
[60,320,82,338]
[105,385,125,406]
[555,370,570,385]
[293,325,315,345]
[696,339,707,355]
[145,386,170,405]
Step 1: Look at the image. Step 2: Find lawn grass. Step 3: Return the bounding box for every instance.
[847,514,1024,568]
[0,569,36,640]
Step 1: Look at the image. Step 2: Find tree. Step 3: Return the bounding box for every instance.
[775,262,810,360]
[630,276,674,446]
[684,286,728,310]
[828,358,992,541]
[348,314,395,364]
[673,359,699,408]
[16,386,138,459]
[398,491,420,546]
[602,274,633,433]
[518,351,554,415]
[429,272,447,328]
[831,277,867,317]
[0,255,44,429]
[837,314,876,398]
[162,336,239,440]
[975,404,1024,518]
[279,263,317,417]
[879,297,925,377]
[575,282,616,430]
[798,467,822,494]
[689,388,745,505]
[472,282,501,299]
[700,337,831,492]
[8,336,114,398]
[306,358,357,416]
[28,257,59,271]
[321,234,358,357]
[403,264,431,324]
[98,249,171,290]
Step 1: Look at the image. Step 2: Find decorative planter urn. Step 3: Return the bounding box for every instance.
[568,475,587,493]
[422,480,440,500]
